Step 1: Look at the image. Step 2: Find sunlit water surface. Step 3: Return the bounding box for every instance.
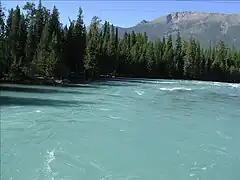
[1,79,240,180]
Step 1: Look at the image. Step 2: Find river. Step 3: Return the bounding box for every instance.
[1,79,240,180]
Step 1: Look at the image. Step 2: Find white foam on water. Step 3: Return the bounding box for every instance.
[192,81,207,85]
[159,87,192,91]
[212,82,222,86]
[35,109,42,113]
[134,90,145,95]
[43,149,56,180]
[191,80,240,89]
[46,150,55,170]
[192,81,220,86]
[156,81,177,84]
[215,82,240,89]
[228,83,240,88]
[108,115,120,120]
[108,115,131,122]
[189,173,196,177]
[100,108,110,111]
[10,106,22,109]
[190,166,207,172]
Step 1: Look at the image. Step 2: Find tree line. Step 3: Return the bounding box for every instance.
[1,1,240,83]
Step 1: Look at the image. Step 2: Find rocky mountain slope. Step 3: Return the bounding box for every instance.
[116,11,240,48]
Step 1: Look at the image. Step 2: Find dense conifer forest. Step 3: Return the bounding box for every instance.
[1,1,240,83]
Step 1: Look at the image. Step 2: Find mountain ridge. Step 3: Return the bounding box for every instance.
[125,11,240,28]
[107,11,240,48]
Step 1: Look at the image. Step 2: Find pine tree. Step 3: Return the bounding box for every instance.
[183,37,196,78]
[163,35,174,76]
[49,5,60,35]
[146,42,154,73]
[84,16,101,79]
[46,33,58,77]
[173,31,183,77]
[74,7,86,73]
[35,0,44,45]
[195,41,201,78]
[153,39,162,75]
[23,1,36,27]
[9,6,27,78]
[108,24,116,73]
[213,40,226,77]
[0,2,6,76]
[24,17,36,76]
[34,22,51,77]
[0,1,5,36]
[114,27,119,75]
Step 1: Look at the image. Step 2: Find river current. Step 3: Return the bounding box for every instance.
[1,79,240,180]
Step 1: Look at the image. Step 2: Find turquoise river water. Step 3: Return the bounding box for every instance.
[1,79,240,180]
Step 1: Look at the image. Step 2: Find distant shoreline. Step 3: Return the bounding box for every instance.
[0,77,90,87]
[0,75,239,87]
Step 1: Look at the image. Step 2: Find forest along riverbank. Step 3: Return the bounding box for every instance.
[1,1,240,85]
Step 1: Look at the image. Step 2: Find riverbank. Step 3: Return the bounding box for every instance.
[0,77,91,87]
[0,74,239,87]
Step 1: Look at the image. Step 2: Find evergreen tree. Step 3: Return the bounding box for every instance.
[0,2,7,77]
[163,35,174,76]
[34,22,51,77]
[0,1,4,36]
[183,37,196,78]
[8,6,27,77]
[73,7,86,73]
[35,0,44,45]
[146,42,154,73]
[84,16,101,79]
[173,31,183,77]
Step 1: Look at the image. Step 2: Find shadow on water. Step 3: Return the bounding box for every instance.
[202,91,240,105]
[0,96,103,107]
[0,84,97,95]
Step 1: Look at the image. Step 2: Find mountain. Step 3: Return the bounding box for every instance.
[115,11,240,48]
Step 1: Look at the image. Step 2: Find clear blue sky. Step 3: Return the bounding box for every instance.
[2,0,240,27]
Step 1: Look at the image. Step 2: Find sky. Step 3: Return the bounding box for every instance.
[2,0,240,27]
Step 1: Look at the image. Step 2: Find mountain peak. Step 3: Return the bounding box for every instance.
[165,11,208,24]
[137,20,149,26]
